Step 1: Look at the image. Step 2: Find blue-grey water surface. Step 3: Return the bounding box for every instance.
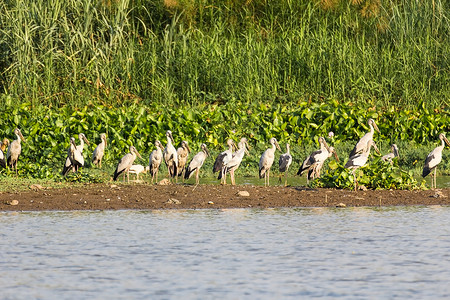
[1,207,450,299]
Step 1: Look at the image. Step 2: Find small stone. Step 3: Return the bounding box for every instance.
[336,203,346,208]
[158,179,170,185]
[358,185,368,191]
[166,198,181,205]
[106,198,110,202]
[237,191,250,197]
[7,200,19,206]
[84,201,87,204]
[208,201,214,205]
[110,184,118,188]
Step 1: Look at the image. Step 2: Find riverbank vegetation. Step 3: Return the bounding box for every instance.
[0,0,449,189]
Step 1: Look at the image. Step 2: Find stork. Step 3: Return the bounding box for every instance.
[349,118,380,158]
[220,138,250,185]
[149,140,164,184]
[309,146,339,181]
[163,130,178,182]
[381,144,399,163]
[259,137,281,186]
[184,143,210,185]
[7,128,26,176]
[113,146,142,182]
[64,133,89,173]
[278,143,292,186]
[62,137,84,175]
[213,139,236,185]
[297,137,330,183]
[345,139,380,191]
[92,133,107,168]
[177,140,191,179]
[422,133,450,189]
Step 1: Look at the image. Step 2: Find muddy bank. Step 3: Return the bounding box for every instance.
[1,183,449,211]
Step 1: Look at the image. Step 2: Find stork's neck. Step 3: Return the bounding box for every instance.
[79,137,84,148]
[369,123,374,134]
[15,133,21,143]
[271,143,276,152]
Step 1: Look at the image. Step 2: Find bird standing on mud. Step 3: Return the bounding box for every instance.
[64,133,89,174]
[149,140,165,184]
[259,137,281,186]
[185,143,210,185]
[213,139,236,185]
[349,118,380,158]
[220,137,250,185]
[382,144,399,163]
[63,137,84,175]
[345,139,380,191]
[92,133,107,168]
[297,137,330,183]
[422,133,450,189]
[113,146,142,182]
[309,146,339,181]
[163,130,178,182]
[7,128,26,176]
[278,143,292,186]
[177,140,191,179]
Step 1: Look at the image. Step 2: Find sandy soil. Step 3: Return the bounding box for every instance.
[1,182,449,211]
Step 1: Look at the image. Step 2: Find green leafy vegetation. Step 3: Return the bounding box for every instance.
[314,158,426,190]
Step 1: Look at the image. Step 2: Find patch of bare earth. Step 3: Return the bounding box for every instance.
[1,183,449,211]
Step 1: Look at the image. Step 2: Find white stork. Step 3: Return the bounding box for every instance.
[220,137,250,185]
[213,139,236,184]
[259,137,281,186]
[92,133,107,168]
[163,130,178,182]
[309,146,340,181]
[349,118,380,158]
[422,133,450,189]
[64,133,89,173]
[345,139,380,191]
[278,143,293,186]
[297,137,330,183]
[149,140,165,184]
[113,146,142,182]
[0,139,10,168]
[7,128,26,176]
[184,143,210,185]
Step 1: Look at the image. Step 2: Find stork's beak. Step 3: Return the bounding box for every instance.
[159,143,165,151]
[19,131,26,142]
[232,142,238,152]
[275,140,281,151]
[186,144,191,153]
[323,139,330,152]
[444,136,450,148]
[205,148,210,157]
[333,150,340,162]
[84,136,90,146]
[373,122,380,134]
[136,150,143,160]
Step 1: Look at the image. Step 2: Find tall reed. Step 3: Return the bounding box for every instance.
[0,0,448,108]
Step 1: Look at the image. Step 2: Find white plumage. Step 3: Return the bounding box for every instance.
[113,146,142,182]
[163,130,178,181]
[213,139,236,184]
[259,137,281,186]
[220,138,250,185]
[349,118,380,158]
[149,140,164,184]
[422,133,450,189]
[297,137,330,183]
[345,140,379,191]
[92,133,107,168]
[381,144,399,163]
[278,143,293,186]
[6,128,26,176]
[184,143,209,185]
[177,140,191,178]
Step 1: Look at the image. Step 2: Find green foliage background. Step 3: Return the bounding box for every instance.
[0,0,448,107]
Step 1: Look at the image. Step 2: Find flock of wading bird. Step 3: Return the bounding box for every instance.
[0,119,449,190]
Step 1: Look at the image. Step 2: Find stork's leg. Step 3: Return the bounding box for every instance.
[231,169,235,185]
[196,169,200,185]
[267,170,270,186]
[434,167,437,189]
[284,168,288,187]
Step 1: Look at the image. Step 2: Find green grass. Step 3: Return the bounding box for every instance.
[0,0,448,108]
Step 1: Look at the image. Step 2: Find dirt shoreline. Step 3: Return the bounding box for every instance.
[1,183,449,211]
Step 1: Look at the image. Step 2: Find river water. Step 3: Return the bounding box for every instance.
[1,207,450,299]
